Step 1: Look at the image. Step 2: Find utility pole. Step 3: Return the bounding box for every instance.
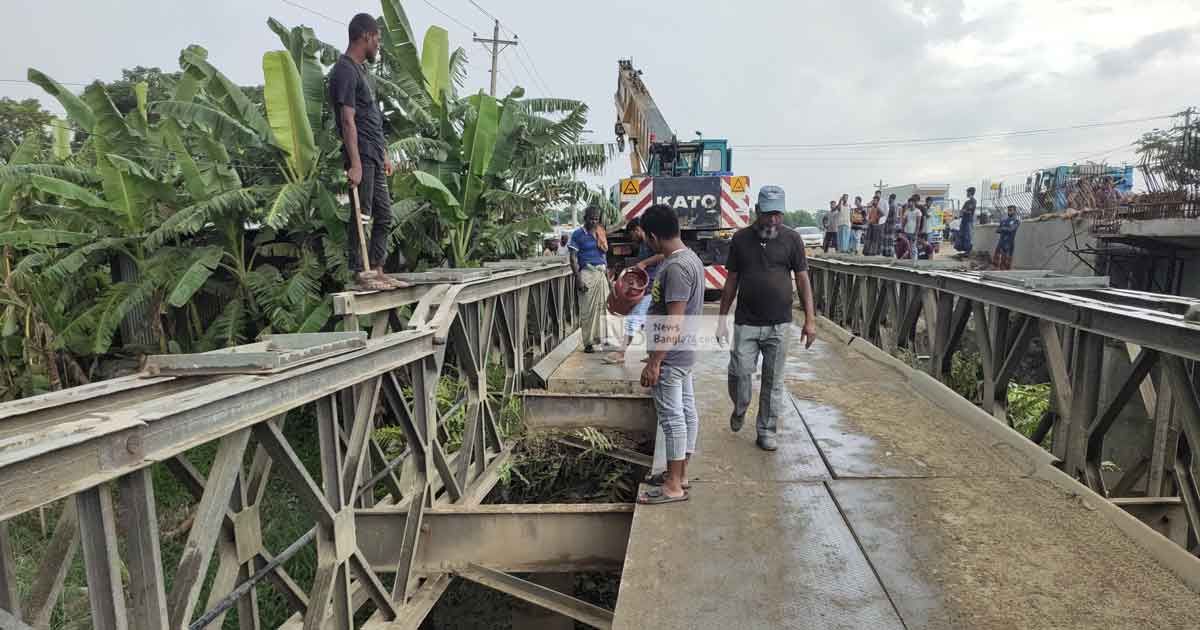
[873,179,888,193]
[473,19,518,97]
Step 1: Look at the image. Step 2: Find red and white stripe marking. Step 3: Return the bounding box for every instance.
[621,177,654,222]
[719,176,751,229]
[704,264,729,290]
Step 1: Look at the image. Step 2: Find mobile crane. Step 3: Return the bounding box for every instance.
[608,60,751,292]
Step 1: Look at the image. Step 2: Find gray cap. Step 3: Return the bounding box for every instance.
[757,185,786,213]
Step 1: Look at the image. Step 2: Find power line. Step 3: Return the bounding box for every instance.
[0,78,92,87]
[733,115,1171,151]
[515,43,554,96]
[466,0,498,22]
[278,0,345,25]
[419,0,479,34]
[463,0,554,95]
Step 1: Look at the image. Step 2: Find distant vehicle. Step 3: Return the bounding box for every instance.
[794,226,822,248]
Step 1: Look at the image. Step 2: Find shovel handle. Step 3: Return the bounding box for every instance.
[349,181,371,273]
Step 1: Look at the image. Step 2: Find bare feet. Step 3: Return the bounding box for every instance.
[372,268,411,289]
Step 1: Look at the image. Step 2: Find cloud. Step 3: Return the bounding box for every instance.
[1094,27,1198,74]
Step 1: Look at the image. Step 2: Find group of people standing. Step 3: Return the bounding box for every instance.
[564,186,816,506]
[815,186,1019,268]
[821,189,954,261]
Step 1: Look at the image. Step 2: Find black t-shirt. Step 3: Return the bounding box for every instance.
[726,227,808,326]
[328,55,387,167]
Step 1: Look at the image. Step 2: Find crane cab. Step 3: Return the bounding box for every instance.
[646,138,732,177]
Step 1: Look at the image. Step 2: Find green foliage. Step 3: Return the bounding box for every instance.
[0,97,52,163]
[948,350,982,401]
[781,209,817,228]
[1007,382,1050,440]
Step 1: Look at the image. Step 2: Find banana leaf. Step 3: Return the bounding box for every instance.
[486,95,524,178]
[380,0,425,87]
[462,91,499,214]
[82,84,136,151]
[27,69,96,132]
[262,51,317,180]
[404,171,463,222]
[167,246,224,307]
[263,180,315,229]
[28,174,106,208]
[152,101,263,149]
[421,26,450,104]
[0,134,40,218]
[161,120,208,200]
[267,18,326,135]
[51,117,71,160]
[180,46,274,143]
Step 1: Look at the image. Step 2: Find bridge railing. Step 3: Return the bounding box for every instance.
[808,257,1200,556]
[0,259,598,630]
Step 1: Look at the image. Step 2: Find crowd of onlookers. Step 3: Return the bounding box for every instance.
[818,187,1020,269]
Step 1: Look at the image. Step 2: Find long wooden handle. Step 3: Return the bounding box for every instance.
[349,184,371,272]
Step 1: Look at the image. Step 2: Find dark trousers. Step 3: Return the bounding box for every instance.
[822,231,837,253]
[348,160,392,272]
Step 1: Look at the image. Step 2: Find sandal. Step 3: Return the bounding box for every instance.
[637,487,689,505]
[644,472,690,489]
[602,352,625,365]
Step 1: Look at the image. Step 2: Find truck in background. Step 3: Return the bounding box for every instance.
[881,183,953,251]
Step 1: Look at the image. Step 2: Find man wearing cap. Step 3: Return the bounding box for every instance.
[716,185,817,451]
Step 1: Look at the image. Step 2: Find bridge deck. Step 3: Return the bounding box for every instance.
[552,316,1200,629]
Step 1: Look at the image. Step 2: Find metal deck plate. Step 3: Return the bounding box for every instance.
[614,481,903,630]
[144,332,367,376]
[830,477,1200,629]
[794,378,1036,479]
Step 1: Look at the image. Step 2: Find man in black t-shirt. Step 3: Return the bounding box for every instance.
[328,13,406,290]
[716,185,816,451]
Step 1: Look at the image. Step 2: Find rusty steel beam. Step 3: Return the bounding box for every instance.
[355,504,634,574]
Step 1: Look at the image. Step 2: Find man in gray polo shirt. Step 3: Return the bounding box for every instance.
[716,185,817,451]
[637,204,705,505]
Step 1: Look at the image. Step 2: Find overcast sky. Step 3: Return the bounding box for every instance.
[4,0,1200,208]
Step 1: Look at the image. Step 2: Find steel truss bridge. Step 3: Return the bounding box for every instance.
[1,256,1199,630]
[808,257,1200,550]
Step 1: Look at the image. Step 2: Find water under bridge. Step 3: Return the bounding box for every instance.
[1,256,1198,629]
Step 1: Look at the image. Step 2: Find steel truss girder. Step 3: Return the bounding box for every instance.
[808,259,1200,361]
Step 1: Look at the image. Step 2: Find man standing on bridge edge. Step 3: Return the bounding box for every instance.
[569,206,610,353]
[637,204,704,504]
[717,186,817,451]
[328,13,407,292]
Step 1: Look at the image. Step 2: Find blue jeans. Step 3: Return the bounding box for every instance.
[653,365,699,461]
[624,293,652,339]
[837,225,850,252]
[728,323,790,438]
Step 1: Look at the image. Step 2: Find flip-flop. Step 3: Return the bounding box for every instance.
[637,487,689,505]
[601,353,624,364]
[644,472,690,489]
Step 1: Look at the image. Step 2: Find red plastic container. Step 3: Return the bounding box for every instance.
[607,266,650,315]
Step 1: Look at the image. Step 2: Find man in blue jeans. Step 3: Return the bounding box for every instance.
[716,185,817,451]
[637,204,705,505]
